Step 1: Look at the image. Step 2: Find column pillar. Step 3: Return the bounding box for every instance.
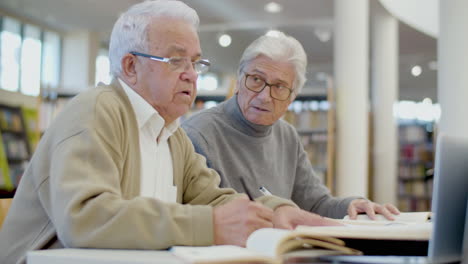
[438,0,468,137]
[371,2,399,204]
[334,0,369,197]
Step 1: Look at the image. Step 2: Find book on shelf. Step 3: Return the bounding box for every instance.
[21,107,40,153]
[398,122,434,212]
[0,108,23,132]
[171,228,362,264]
[0,105,34,193]
[0,133,13,190]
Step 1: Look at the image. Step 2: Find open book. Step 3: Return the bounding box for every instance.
[171,228,362,264]
[296,221,432,256]
[172,221,433,263]
[339,212,431,226]
[296,222,432,241]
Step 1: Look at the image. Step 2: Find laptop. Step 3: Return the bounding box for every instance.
[319,134,468,264]
[462,204,468,264]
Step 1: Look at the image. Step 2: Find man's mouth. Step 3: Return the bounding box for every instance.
[180,90,191,96]
[252,106,270,112]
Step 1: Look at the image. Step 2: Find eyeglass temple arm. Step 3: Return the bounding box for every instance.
[130,51,168,62]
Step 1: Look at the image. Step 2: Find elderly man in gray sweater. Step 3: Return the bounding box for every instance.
[182,32,399,219]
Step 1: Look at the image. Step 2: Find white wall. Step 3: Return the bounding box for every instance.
[61,30,100,92]
[379,0,438,37]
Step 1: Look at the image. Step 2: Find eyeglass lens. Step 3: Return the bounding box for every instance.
[245,75,291,100]
[167,57,209,75]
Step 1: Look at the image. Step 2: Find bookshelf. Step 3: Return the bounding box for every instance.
[39,90,76,133]
[397,121,435,212]
[0,104,38,197]
[282,80,335,192]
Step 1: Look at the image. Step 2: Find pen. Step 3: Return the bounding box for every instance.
[259,186,272,196]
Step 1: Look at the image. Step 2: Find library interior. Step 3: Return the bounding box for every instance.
[0,0,467,263]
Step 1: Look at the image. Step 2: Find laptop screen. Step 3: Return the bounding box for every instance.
[318,135,468,264]
[428,134,468,263]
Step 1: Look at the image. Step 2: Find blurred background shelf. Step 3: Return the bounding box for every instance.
[0,104,39,197]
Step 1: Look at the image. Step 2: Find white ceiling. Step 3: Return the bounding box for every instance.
[0,0,438,101]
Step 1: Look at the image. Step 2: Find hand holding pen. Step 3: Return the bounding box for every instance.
[257,185,344,229]
[239,179,343,229]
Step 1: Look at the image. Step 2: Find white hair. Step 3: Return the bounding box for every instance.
[109,0,199,77]
[237,31,308,97]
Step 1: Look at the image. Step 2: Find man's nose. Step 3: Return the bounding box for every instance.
[257,85,273,102]
[180,63,198,83]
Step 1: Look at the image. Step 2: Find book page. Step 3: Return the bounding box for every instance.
[246,228,361,257]
[246,228,291,257]
[296,222,432,241]
[341,212,431,226]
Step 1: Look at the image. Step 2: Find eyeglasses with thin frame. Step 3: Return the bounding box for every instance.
[243,73,293,101]
[130,51,211,75]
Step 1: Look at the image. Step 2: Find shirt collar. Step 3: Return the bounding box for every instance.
[119,78,179,140]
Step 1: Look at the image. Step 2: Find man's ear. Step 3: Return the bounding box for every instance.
[290,91,297,102]
[234,79,241,94]
[121,54,138,85]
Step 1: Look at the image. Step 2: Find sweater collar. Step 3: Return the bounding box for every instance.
[223,94,273,137]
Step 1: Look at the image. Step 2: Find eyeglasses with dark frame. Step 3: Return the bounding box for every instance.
[243,73,293,101]
[130,51,211,75]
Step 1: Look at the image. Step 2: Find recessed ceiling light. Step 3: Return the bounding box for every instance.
[218,34,232,47]
[264,2,282,13]
[314,27,332,42]
[422,97,432,104]
[411,65,422,77]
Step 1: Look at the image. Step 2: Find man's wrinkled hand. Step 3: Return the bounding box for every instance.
[347,199,400,220]
[273,205,343,229]
[213,196,274,246]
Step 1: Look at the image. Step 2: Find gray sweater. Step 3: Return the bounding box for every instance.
[182,95,358,218]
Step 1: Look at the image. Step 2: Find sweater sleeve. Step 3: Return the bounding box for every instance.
[291,136,361,219]
[181,122,213,168]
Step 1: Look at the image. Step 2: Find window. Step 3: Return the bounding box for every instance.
[0,17,22,92]
[42,31,61,90]
[395,99,441,122]
[0,16,62,96]
[95,48,111,86]
[20,24,42,96]
[197,72,218,91]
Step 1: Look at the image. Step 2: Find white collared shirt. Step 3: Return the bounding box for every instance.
[119,79,178,203]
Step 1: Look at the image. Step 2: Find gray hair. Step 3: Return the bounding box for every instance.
[237,31,308,97]
[109,0,199,77]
